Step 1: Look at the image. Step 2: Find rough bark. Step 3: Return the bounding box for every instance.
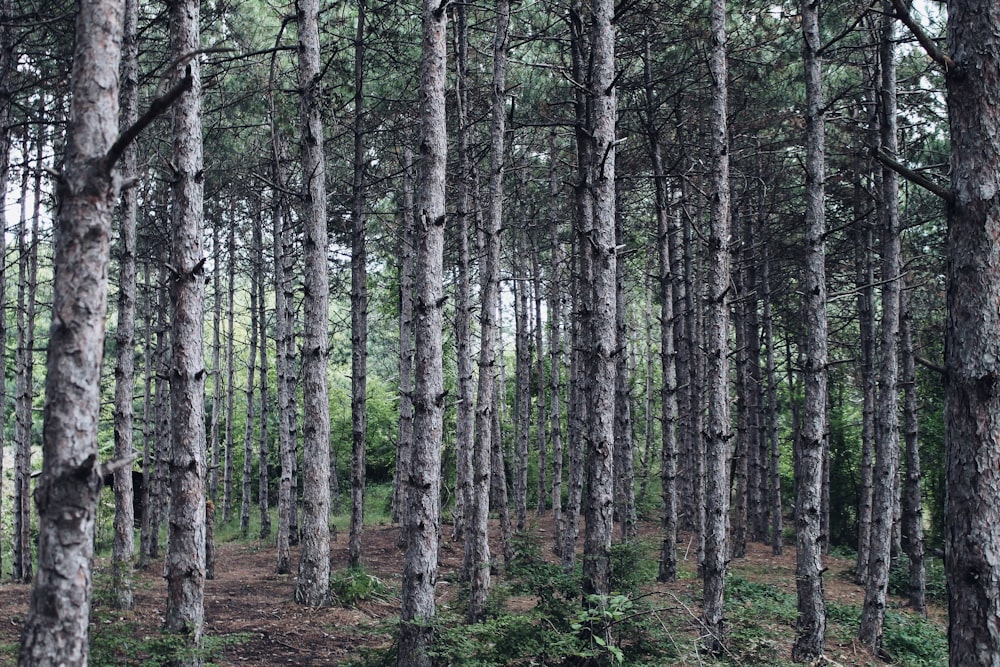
[0,0,11,582]
[859,4,901,648]
[295,0,332,607]
[943,0,1000,660]
[18,1,123,661]
[452,0,473,546]
[899,288,926,615]
[111,0,140,610]
[614,202,636,543]
[392,145,415,530]
[702,0,732,645]
[164,0,207,656]
[397,0,447,659]
[514,229,531,534]
[349,0,368,569]
[464,0,506,623]
[257,226,271,541]
[548,131,565,557]
[240,266,259,539]
[533,235,547,517]
[582,0,617,599]
[792,0,828,657]
[223,221,237,523]
[762,241,782,556]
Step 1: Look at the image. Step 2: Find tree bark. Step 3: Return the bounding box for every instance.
[859,4,902,648]
[241,261,259,539]
[349,0,368,569]
[0,0,12,582]
[702,0,732,645]
[18,2,124,660]
[111,0,140,610]
[792,0,828,657]
[899,287,926,615]
[257,220,271,541]
[164,0,207,656]
[943,0,1000,660]
[397,0,447,659]
[392,145,415,530]
[614,200,636,543]
[295,0,332,607]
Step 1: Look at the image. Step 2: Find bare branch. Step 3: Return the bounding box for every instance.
[872,147,953,203]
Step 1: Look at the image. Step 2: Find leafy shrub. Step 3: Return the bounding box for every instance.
[330,566,390,606]
[882,610,948,667]
[888,553,947,606]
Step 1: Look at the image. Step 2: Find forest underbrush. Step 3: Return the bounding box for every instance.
[0,506,945,666]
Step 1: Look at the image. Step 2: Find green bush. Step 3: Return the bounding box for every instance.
[330,566,390,606]
[882,610,948,667]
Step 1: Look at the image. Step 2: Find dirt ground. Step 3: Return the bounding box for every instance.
[0,516,939,666]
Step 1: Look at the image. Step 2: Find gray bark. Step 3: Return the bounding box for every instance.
[241,265,259,539]
[0,0,11,581]
[295,0,332,607]
[397,0,447,659]
[900,288,926,615]
[548,131,565,557]
[257,225,271,541]
[859,5,901,648]
[392,145,415,529]
[792,0,828,657]
[702,0,732,645]
[349,0,368,569]
[18,1,124,661]
[164,0,207,656]
[111,0,140,610]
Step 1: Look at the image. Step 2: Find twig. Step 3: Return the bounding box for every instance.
[872,147,953,203]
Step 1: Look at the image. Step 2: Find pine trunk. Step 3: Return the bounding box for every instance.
[18,2,123,660]
[295,0,332,607]
[397,0,447,659]
[899,289,926,615]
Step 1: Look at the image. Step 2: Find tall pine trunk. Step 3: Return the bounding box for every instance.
[792,0,828,656]
[295,0,332,607]
[18,2,124,660]
[397,0,447,659]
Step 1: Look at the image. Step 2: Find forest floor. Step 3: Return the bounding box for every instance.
[0,514,946,666]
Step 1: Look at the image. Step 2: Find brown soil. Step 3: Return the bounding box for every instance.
[0,516,942,666]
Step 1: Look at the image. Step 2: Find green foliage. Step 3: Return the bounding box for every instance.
[888,554,948,606]
[609,539,656,594]
[882,610,948,667]
[330,566,390,606]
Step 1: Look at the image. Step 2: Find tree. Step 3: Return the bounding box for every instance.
[397,0,447,660]
[295,0,333,607]
[111,0,141,611]
[702,0,732,645]
[944,0,1000,660]
[349,0,369,569]
[792,0,828,657]
[164,0,208,658]
[19,0,126,660]
[581,0,617,599]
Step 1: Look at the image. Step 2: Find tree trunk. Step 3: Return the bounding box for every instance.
[0,0,12,582]
[943,0,1000,659]
[451,0,474,546]
[702,0,732,645]
[137,263,155,569]
[295,0,332,607]
[349,0,368,569]
[164,0,207,656]
[899,287,926,615]
[18,2,123,660]
[859,4,901,648]
[533,234,547,517]
[548,131,565,557]
[792,0,828,657]
[392,145,415,530]
[582,0,617,599]
[762,240,782,556]
[223,220,237,523]
[397,0,447,659]
[514,229,530,533]
[111,0,139,610]
[614,200,636,543]
[241,263,259,539]
[257,222,271,541]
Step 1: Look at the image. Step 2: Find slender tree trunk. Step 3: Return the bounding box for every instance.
[762,241,782,555]
[223,220,237,523]
[295,0,332,607]
[731,254,749,559]
[614,201,636,542]
[513,230,531,533]
[0,0,13,583]
[533,235,547,516]
[111,0,140,609]
[257,227,271,541]
[451,0,474,546]
[702,0,732,644]
[18,2,123,659]
[241,269,259,539]
[138,263,155,568]
[582,0,617,599]
[349,0,368,569]
[548,130,565,556]
[859,4,901,648]
[397,0,447,658]
[899,287,926,615]
[164,0,207,656]
[792,0,828,656]
[393,145,415,530]
[208,227,223,504]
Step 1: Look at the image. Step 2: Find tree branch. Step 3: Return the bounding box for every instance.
[872,147,953,204]
[889,0,955,71]
[103,69,193,172]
